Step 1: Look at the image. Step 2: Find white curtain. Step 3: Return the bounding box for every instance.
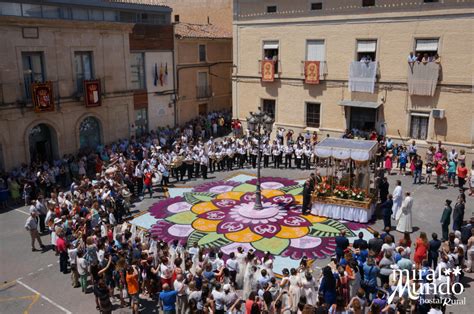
[307,40,325,61]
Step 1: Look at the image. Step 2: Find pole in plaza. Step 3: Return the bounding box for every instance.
[246,107,274,210]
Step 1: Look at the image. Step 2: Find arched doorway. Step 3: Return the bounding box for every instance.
[79,116,102,150]
[28,123,58,163]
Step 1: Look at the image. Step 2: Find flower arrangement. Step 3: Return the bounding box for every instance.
[315,182,331,197]
[350,188,366,201]
[333,185,350,199]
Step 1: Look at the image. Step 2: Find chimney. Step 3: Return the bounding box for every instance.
[174,14,180,23]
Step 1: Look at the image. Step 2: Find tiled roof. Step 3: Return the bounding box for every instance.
[175,22,232,39]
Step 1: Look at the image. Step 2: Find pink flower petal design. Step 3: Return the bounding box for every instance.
[149,197,185,219]
[282,236,336,260]
[192,180,240,193]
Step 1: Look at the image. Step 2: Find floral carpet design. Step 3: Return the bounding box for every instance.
[149,176,373,261]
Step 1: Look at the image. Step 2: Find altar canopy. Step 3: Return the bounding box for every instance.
[314,138,377,161]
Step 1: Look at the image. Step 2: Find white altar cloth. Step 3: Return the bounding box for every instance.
[311,201,375,223]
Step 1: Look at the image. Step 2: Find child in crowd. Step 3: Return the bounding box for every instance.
[425,162,433,184]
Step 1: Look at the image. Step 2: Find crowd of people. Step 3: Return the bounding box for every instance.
[0,113,473,313]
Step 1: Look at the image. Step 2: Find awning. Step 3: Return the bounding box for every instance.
[357,40,377,53]
[416,39,438,52]
[339,100,381,109]
[263,42,279,50]
[315,137,378,161]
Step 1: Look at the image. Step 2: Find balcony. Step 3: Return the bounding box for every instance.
[348,61,379,94]
[407,62,440,96]
[196,85,212,99]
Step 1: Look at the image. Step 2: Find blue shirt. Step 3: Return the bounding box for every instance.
[160,290,177,311]
[363,263,380,287]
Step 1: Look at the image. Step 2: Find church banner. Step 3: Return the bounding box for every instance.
[261,60,275,82]
[32,81,54,113]
[84,79,101,107]
[304,61,320,84]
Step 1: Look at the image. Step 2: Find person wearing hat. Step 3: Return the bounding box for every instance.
[440,199,452,241]
[24,210,45,251]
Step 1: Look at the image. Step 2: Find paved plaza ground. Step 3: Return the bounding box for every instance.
[0,166,473,313]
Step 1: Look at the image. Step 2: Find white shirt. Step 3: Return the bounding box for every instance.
[226,258,239,272]
[212,290,225,310]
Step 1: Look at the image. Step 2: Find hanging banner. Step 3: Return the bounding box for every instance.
[32,81,54,112]
[84,79,101,107]
[261,60,275,82]
[304,61,320,84]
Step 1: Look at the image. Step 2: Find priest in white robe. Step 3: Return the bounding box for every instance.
[396,192,413,233]
[391,180,403,220]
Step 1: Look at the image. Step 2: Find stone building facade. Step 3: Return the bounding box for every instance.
[232,0,474,164]
[174,22,233,124]
[0,0,171,170]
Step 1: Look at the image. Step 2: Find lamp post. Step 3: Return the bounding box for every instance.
[247,107,274,210]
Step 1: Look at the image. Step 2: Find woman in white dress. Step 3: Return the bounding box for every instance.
[300,271,318,306]
[396,192,413,233]
[288,268,302,313]
[235,247,247,289]
[242,253,258,299]
[262,251,275,278]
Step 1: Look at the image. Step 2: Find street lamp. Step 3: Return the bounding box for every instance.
[246,107,274,210]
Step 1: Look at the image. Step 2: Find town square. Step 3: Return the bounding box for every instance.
[0,1,473,314]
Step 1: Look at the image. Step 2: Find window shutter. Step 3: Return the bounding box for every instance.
[307,40,325,61]
[357,40,377,52]
[415,39,438,52]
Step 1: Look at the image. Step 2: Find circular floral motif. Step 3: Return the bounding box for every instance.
[149,177,371,260]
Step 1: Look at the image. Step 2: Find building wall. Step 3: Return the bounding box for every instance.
[160,0,232,32]
[233,1,474,164]
[145,51,175,128]
[175,38,233,124]
[0,17,134,170]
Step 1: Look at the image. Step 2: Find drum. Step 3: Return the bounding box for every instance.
[152,171,163,184]
[171,157,184,168]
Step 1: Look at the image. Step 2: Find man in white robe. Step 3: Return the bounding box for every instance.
[391,180,403,220]
[396,192,413,233]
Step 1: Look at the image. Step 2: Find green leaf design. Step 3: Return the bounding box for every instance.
[165,211,197,225]
[310,220,354,238]
[252,237,290,255]
[280,184,303,195]
[184,192,216,204]
[233,183,256,192]
[187,230,207,249]
[188,231,231,249]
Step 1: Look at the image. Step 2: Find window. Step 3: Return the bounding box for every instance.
[410,113,429,140]
[72,8,88,20]
[103,10,117,21]
[199,44,206,62]
[22,52,44,99]
[306,103,321,128]
[0,3,21,16]
[362,0,375,7]
[119,11,136,23]
[42,6,60,19]
[262,99,276,119]
[89,9,103,21]
[59,7,72,19]
[415,39,439,58]
[266,5,277,13]
[21,4,42,17]
[130,52,145,90]
[357,40,377,61]
[74,52,93,93]
[197,72,210,98]
[263,41,279,73]
[306,40,325,61]
[174,15,180,22]
[424,0,438,3]
[311,2,323,10]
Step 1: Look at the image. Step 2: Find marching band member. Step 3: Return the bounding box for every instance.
[272,141,282,169]
[284,142,294,169]
[157,161,169,187]
[263,142,271,168]
[250,144,258,169]
[208,145,216,173]
[303,144,312,170]
[226,144,235,171]
[200,152,209,179]
[295,144,303,169]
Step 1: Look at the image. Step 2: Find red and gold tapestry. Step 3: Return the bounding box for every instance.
[84,80,101,107]
[261,60,275,82]
[32,81,54,113]
[304,61,320,84]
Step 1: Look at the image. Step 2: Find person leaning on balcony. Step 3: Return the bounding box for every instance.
[421,53,431,64]
[434,53,441,64]
[407,52,417,63]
